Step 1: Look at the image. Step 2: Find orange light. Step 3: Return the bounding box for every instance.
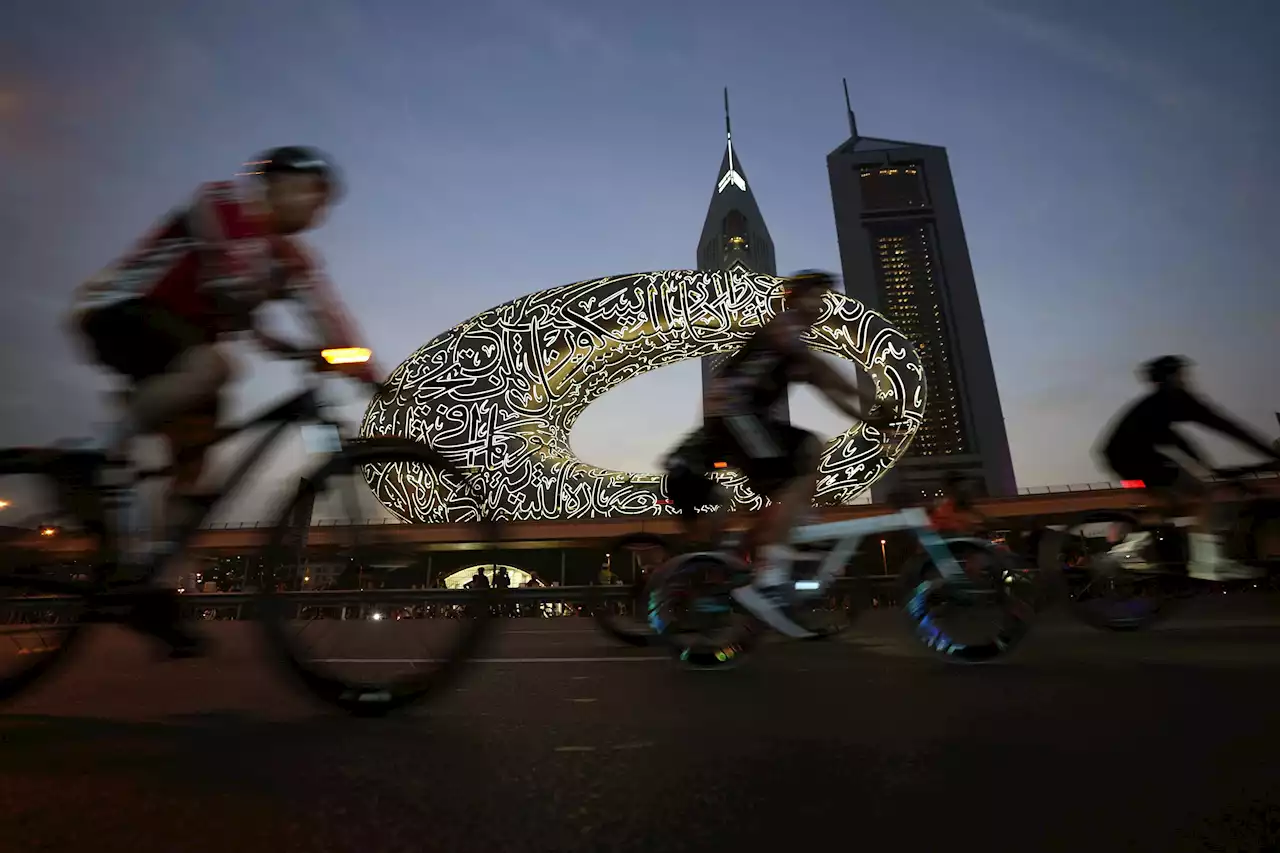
[322,347,372,365]
[39,527,56,537]
[712,461,728,469]
[0,500,9,509]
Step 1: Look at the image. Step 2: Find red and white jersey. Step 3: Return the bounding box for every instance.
[74,181,376,379]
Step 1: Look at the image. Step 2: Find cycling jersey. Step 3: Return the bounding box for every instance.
[928,497,983,535]
[73,181,375,380]
[1100,386,1276,480]
[704,312,809,418]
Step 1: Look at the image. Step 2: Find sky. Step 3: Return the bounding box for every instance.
[1,0,1278,523]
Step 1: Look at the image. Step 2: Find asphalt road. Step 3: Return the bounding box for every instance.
[3,597,1280,853]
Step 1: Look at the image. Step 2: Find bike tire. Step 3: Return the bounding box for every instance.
[900,539,1035,663]
[647,551,763,670]
[1036,511,1175,632]
[0,449,104,703]
[256,438,500,716]
[589,532,673,648]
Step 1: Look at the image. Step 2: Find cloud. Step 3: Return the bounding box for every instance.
[966,0,1224,119]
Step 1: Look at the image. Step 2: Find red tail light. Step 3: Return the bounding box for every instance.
[1120,480,1146,489]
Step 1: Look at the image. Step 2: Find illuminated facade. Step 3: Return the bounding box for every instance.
[359,269,924,522]
[827,84,1016,499]
[696,90,786,422]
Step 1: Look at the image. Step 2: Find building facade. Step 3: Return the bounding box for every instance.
[696,90,787,422]
[827,95,1016,500]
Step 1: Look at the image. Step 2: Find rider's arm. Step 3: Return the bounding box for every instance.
[1179,390,1280,460]
[281,252,381,384]
[762,317,883,420]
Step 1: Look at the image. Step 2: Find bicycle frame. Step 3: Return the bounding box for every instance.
[791,507,972,593]
[119,382,339,584]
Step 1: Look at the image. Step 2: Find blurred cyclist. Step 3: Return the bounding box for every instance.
[67,146,380,650]
[928,472,987,537]
[663,271,896,637]
[1097,355,1280,580]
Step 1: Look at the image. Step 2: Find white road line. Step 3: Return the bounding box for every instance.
[311,656,668,664]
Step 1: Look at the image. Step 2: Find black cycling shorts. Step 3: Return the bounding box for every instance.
[80,298,211,382]
[1104,448,1189,490]
[704,414,816,498]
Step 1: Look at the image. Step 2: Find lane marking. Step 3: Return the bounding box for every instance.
[311,656,668,664]
[554,745,596,753]
[567,697,597,703]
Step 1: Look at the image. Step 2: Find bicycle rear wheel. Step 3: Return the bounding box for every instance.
[0,449,104,702]
[590,532,674,647]
[257,438,500,715]
[648,552,762,669]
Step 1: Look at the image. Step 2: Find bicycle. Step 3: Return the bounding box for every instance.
[0,348,502,715]
[1034,460,1280,631]
[591,520,868,649]
[642,507,1034,668]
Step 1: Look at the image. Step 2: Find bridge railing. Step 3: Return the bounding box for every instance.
[0,579,908,624]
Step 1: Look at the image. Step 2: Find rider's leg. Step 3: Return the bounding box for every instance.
[748,432,822,586]
[152,408,219,588]
[116,344,233,453]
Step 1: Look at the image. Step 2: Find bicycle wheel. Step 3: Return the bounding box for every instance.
[647,552,762,669]
[590,532,674,647]
[1036,512,1176,631]
[0,449,105,702]
[900,539,1036,663]
[256,438,500,715]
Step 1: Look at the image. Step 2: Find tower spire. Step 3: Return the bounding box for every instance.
[842,78,859,141]
[716,87,746,194]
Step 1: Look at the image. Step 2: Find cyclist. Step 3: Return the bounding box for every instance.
[67,146,380,650]
[663,270,896,637]
[928,472,987,537]
[1097,355,1280,580]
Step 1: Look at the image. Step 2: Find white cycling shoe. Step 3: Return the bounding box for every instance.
[1187,533,1264,582]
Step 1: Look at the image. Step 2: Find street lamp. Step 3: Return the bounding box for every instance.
[0,499,10,510]
[40,527,56,537]
[879,538,888,575]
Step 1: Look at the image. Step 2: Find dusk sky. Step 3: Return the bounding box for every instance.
[2,0,1277,522]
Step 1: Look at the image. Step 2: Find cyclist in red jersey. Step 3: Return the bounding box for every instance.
[67,147,379,598]
[927,473,986,537]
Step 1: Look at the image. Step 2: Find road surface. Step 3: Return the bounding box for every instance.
[3,597,1280,852]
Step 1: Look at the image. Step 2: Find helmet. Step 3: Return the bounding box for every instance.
[243,146,343,200]
[1142,355,1188,385]
[784,270,837,297]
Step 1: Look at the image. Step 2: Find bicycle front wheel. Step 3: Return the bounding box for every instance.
[257,438,500,715]
[0,449,103,703]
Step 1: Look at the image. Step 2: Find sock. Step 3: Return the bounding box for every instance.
[757,544,796,588]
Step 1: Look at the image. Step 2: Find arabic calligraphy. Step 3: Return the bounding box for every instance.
[359,269,925,522]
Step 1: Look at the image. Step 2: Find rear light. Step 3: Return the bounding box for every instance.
[1120,480,1146,489]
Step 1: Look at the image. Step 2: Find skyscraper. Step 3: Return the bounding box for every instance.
[696,90,787,422]
[827,81,1016,500]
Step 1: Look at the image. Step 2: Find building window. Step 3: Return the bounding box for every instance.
[858,163,930,213]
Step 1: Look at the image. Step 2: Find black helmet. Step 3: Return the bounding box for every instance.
[243,146,342,200]
[784,270,837,297]
[1142,355,1188,385]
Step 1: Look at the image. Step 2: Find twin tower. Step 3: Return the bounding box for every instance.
[696,87,1017,501]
